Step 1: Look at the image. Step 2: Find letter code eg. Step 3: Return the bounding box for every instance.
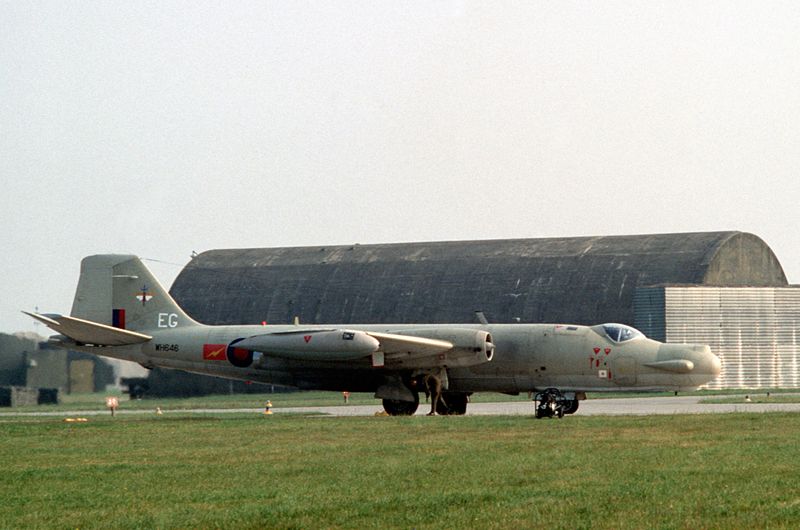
[158,313,179,328]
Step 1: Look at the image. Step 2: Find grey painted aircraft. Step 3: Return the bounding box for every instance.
[26,255,721,416]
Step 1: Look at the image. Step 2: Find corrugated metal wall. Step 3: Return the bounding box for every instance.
[633,288,666,341]
[635,287,800,389]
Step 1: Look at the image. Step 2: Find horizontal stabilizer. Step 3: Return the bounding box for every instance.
[23,311,152,346]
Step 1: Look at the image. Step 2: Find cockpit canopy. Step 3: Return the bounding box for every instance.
[602,323,644,343]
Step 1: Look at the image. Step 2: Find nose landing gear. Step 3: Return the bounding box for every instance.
[533,388,579,418]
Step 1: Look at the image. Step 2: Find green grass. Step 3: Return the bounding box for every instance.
[2,413,799,529]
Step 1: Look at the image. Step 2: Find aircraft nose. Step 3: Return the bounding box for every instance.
[706,346,722,377]
[653,344,721,377]
[688,344,721,377]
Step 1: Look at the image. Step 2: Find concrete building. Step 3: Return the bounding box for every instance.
[0,332,115,398]
[170,231,799,389]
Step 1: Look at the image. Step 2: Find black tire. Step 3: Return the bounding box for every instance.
[382,393,419,416]
[563,399,579,415]
[436,393,469,415]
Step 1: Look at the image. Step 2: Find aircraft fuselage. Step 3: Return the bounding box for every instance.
[70,321,719,394]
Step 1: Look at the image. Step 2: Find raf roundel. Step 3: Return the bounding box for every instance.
[136,285,154,306]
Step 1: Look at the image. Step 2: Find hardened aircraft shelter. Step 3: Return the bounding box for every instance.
[171,231,799,389]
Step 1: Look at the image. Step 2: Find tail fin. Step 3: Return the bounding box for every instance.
[71,255,198,332]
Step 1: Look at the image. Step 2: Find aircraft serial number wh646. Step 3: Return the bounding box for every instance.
[155,344,180,352]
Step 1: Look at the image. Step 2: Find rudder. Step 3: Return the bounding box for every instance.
[71,255,197,332]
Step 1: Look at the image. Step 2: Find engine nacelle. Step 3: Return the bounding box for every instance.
[398,328,495,367]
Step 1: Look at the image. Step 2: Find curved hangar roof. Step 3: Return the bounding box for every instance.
[170,231,787,326]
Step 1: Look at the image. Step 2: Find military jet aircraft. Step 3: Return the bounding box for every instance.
[26,255,721,416]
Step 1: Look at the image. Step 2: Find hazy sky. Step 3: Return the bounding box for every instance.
[2,1,799,334]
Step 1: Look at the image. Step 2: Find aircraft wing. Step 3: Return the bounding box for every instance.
[23,311,152,346]
[231,328,453,363]
[366,332,452,358]
[234,327,491,368]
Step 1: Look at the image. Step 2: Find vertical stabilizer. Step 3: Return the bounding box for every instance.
[71,255,197,332]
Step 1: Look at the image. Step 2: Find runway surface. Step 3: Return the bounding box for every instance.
[275,395,800,416]
[3,395,800,418]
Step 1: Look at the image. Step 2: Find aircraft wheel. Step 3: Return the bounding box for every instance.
[382,393,419,416]
[436,393,469,415]
[563,399,579,415]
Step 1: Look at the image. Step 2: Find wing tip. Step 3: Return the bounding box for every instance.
[22,311,62,327]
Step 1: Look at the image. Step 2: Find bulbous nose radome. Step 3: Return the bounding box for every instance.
[686,344,721,377]
[652,344,721,381]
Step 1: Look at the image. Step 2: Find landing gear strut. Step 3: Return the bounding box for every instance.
[423,372,444,415]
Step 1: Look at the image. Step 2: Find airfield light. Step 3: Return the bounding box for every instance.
[105,396,119,416]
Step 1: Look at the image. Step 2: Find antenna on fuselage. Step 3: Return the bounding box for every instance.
[474,311,489,325]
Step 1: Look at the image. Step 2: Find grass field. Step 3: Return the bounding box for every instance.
[2,412,799,529]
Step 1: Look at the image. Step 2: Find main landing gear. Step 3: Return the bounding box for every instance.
[382,394,420,416]
[534,388,580,419]
[435,392,469,415]
[422,370,469,416]
[382,391,470,416]
[380,371,471,416]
